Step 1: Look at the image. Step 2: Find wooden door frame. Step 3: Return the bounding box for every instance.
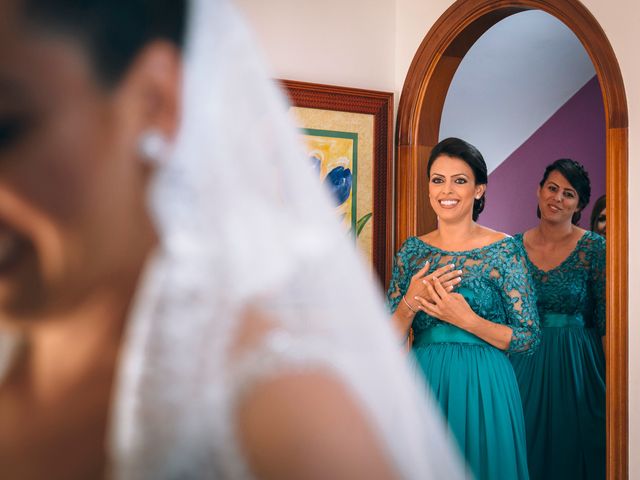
[395,1,628,478]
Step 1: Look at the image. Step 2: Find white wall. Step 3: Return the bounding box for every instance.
[235,0,396,92]
[235,1,640,475]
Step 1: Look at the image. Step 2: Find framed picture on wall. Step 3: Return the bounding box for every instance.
[279,79,393,286]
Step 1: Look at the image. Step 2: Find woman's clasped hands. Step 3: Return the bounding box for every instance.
[405,262,476,327]
[403,262,459,309]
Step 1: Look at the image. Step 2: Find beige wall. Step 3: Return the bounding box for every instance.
[235,0,396,92]
[236,1,639,475]
[576,2,640,477]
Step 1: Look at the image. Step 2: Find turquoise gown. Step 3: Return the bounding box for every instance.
[510,231,606,480]
[388,236,540,480]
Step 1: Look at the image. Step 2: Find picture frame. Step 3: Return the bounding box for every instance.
[280,79,393,287]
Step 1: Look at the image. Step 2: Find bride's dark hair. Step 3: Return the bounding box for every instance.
[22,0,187,87]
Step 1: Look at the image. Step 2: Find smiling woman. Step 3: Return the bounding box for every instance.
[510,158,606,480]
[535,159,591,227]
[387,137,540,480]
[427,137,487,224]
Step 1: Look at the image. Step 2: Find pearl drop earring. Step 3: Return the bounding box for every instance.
[138,129,169,166]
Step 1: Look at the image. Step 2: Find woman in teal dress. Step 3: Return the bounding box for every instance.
[510,159,606,480]
[388,138,540,480]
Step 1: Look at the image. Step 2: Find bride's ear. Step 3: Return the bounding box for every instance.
[113,40,182,147]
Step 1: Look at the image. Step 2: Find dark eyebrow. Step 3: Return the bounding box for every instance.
[430,172,470,178]
[548,181,577,194]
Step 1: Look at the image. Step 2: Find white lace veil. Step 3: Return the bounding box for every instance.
[108,0,466,478]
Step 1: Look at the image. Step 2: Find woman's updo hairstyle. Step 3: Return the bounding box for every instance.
[22,0,188,88]
[536,158,591,225]
[427,137,488,221]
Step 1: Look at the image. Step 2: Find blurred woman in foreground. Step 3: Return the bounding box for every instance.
[0,0,462,478]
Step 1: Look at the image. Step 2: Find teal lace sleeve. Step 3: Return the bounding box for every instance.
[496,242,541,355]
[386,236,540,347]
[590,234,606,336]
[386,240,413,313]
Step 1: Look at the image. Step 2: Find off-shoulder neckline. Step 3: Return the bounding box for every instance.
[410,235,513,255]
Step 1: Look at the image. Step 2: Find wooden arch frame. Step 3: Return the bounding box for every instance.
[395,0,628,478]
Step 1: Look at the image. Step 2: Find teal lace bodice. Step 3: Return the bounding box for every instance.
[513,231,606,336]
[387,236,540,354]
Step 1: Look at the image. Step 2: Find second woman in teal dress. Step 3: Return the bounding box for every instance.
[388,138,540,480]
[510,159,606,480]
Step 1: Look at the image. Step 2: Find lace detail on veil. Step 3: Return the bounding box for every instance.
[108,0,465,478]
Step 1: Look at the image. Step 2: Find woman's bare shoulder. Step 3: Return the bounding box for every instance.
[476,225,510,243]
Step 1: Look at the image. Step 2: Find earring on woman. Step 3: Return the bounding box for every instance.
[138,128,170,166]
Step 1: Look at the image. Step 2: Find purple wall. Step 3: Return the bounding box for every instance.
[481,75,605,234]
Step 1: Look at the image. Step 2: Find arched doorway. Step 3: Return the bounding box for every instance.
[395,0,628,477]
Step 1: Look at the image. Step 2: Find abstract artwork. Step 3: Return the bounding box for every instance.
[281,80,393,285]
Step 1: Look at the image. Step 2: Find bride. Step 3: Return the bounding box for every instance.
[0,0,463,478]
